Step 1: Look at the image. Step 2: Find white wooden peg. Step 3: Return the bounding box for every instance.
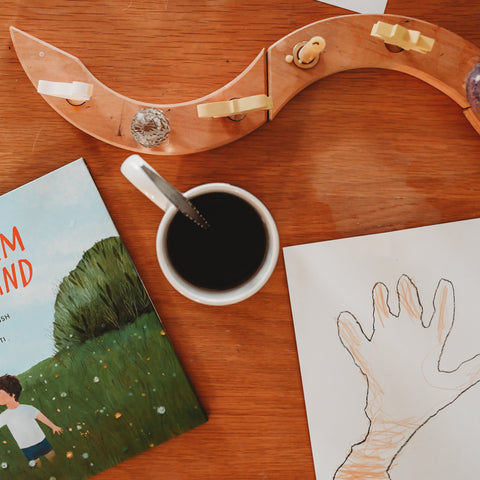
[37,80,93,101]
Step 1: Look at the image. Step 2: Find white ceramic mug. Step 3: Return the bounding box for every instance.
[121,155,279,306]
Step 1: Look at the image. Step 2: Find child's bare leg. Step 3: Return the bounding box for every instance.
[44,450,56,462]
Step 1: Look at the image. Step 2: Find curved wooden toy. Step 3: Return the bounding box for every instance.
[10,14,480,156]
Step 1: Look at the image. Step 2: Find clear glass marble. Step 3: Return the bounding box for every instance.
[130,108,170,148]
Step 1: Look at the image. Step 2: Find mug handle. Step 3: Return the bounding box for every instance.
[120,154,170,211]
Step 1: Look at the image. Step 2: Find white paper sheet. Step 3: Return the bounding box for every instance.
[315,0,388,14]
[284,218,480,480]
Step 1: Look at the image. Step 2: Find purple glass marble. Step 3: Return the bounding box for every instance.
[467,63,480,114]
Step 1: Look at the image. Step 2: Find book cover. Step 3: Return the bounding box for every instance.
[284,220,480,480]
[0,159,207,479]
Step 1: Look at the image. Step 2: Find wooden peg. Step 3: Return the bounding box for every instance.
[371,21,435,54]
[285,36,326,69]
[37,80,93,101]
[197,94,273,119]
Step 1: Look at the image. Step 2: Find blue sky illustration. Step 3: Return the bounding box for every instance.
[0,159,118,375]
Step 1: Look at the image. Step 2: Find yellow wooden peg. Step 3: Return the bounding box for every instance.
[285,36,326,69]
[371,21,435,54]
[298,36,326,64]
[197,94,273,119]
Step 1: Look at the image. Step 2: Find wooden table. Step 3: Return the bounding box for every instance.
[2,1,480,478]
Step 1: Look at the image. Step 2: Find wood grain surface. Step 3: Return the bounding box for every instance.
[1,1,480,479]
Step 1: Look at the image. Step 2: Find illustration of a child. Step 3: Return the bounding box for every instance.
[0,374,63,467]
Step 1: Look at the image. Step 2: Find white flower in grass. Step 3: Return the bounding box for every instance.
[82,453,89,459]
[93,376,100,383]
[157,406,166,414]
[1,462,7,469]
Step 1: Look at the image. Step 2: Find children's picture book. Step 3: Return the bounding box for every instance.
[0,159,207,479]
[283,219,480,480]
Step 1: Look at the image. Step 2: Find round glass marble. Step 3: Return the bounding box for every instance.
[130,108,170,148]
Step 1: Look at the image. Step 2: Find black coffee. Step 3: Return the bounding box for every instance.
[166,192,267,290]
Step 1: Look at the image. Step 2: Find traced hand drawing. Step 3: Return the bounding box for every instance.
[334,274,480,480]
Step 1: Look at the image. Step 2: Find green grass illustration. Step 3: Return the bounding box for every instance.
[0,236,207,478]
[0,312,206,479]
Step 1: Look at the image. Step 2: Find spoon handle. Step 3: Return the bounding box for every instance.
[121,155,209,229]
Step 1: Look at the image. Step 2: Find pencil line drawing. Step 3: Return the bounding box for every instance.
[334,274,480,480]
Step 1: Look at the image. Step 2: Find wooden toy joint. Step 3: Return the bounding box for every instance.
[9,14,480,156]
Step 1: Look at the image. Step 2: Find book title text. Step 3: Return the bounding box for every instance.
[0,226,33,296]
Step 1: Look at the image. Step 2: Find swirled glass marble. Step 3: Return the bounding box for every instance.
[130,108,170,147]
[466,63,480,114]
